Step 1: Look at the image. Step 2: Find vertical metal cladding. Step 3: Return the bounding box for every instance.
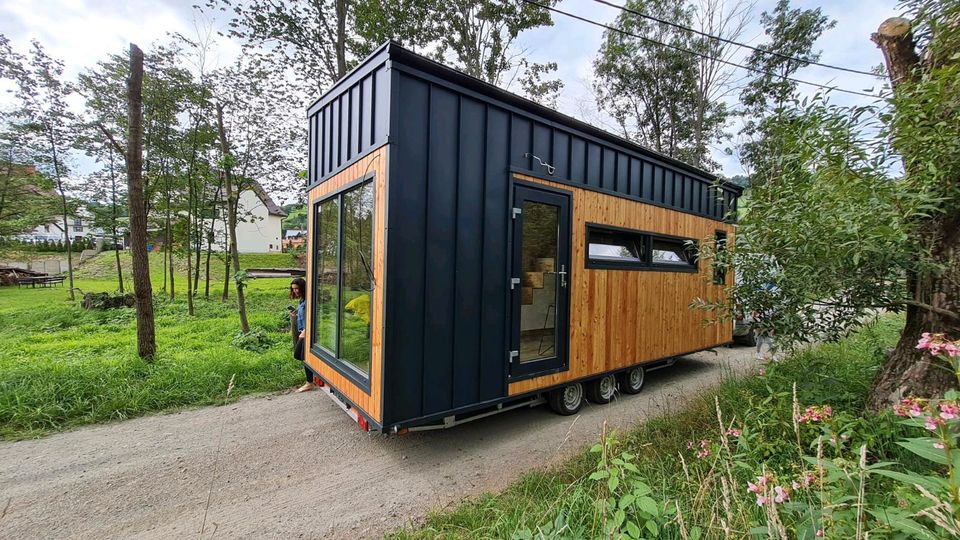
[307,61,390,186]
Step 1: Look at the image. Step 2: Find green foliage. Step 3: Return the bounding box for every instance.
[391,316,923,539]
[0,254,305,439]
[593,0,735,170]
[231,327,274,352]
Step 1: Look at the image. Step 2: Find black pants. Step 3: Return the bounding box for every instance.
[294,337,311,383]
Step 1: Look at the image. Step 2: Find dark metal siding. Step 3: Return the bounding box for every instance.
[307,62,391,186]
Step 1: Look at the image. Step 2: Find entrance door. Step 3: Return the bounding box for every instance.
[509,184,571,379]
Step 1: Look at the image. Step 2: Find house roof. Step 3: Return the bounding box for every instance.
[247,180,287,217]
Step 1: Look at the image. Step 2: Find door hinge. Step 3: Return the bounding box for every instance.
[512,207,522,219]
[510,277,520,290]
[509,350,519,361]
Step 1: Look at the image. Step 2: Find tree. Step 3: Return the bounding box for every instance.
[0,126,58,237]
[593,0,741,170]
[125,43,157,360]
[738,0,835,181]
[701,1,960,408]
[216,101,250,334]
[0,37,79,299]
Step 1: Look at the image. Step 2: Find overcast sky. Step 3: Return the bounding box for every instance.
[0,0,901,194]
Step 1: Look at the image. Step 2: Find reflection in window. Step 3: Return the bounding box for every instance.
[651,237,695,268]
[313,198,339,353]
[338,182,373,377]
[310,179,374,381]
[587,229,644,264]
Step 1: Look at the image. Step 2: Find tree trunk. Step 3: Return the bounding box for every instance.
[48,137,74,300]
[109,146,124,294]
[866,17,960,408]
[125,43,156,360]
[165,182,174,301]
[335,0,348,79]
[216,102,250,333]
[204,225,213,298]
[868,217,960,408]
[221,212,230,302]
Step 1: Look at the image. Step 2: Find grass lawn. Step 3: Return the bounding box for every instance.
[0,251,305,440]
[390,314,946,539]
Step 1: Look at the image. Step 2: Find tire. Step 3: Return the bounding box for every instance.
[619,367,645,394]
[585,374,617,404]
[548,383,584,415]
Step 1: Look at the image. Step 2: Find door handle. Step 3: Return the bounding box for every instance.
[558,264,567,288]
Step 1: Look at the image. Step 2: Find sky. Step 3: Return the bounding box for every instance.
[0,0,902,196]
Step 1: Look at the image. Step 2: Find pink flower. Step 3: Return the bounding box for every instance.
[686,440,696,450]
[816,529,824,537]
[726,427,742,437]
[939,402,959,420]
[693,439,712,459]
[774,485,790,503]
[755,495,767,506]
[934,442,945,449]
[945,342,960,357]
[758,367,766,376]
[916,332,933,350]
[797,405,833,424]
[925,416,945,432]
[747,482,761,494]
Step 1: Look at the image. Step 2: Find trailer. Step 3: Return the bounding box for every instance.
[303,42,741,433]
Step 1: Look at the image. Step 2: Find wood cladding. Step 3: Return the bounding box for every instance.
[305,145,387,423]
[509,173,734,396]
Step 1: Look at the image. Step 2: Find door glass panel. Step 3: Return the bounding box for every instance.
[519,200,559,362]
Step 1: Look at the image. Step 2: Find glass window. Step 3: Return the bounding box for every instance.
[713,231,727,284]
[651,237,696,268]
[338,182,373,377]
[519,200,559,363]
[587,228,645,265]
[313,197,339,354]
[310,178,374,380]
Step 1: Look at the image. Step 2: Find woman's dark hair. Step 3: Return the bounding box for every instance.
[290,277,307,300]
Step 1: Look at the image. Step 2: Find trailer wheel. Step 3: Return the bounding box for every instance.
[619,367,645,394]
[548,383,584,415]
[585,374,617,404]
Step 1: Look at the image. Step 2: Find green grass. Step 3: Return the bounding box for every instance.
[0,251,306,440]
[73,250,297,285]
[390,315,920,539]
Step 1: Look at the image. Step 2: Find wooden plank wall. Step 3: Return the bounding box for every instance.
[509,173,734,396]
[305,145,387,423]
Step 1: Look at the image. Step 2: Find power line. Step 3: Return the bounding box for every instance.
[593,0,882,78]
[519,0,882,99]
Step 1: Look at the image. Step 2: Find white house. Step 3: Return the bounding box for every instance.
[210,180,286,253]
[15,206,117,246]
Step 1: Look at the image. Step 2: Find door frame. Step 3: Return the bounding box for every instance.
[508,179,573,380]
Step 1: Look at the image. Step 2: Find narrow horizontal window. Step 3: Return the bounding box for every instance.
[586,223,697,272]
[651,237,696,269]
[587,226,646,269]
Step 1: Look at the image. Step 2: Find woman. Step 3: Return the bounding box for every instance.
[289,277,315,392]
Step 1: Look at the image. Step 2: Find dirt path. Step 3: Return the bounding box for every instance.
[0,346,759,539]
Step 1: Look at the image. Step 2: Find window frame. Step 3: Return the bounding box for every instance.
[309,172,375,392]
[585,222,698,273]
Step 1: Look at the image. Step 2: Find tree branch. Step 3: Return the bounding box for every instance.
[96,123,126,159]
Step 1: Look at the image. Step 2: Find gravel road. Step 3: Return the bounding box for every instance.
[0,346,759,539]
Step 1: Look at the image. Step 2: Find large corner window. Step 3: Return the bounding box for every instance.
[587,223,697,272]
[311,177,374,381]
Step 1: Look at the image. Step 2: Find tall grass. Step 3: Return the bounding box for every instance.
[391,315,933,539]
[0,252,305,440]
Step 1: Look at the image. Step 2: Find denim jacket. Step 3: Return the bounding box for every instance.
[296,299,306,333]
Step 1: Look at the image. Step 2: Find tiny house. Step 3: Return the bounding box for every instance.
[303,42,741,433]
